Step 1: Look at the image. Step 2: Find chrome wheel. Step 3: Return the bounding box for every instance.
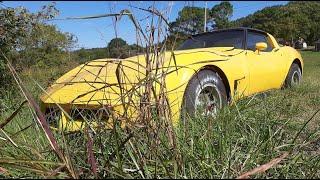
[291,69,301,86]
[195,83,222,117]
[284,63,302,88]
[181,70,227,121]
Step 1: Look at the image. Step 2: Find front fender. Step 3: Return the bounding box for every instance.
[164,51,248,125]
[281,46,304,76]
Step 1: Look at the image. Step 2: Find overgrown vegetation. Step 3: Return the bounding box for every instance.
[1,50,319,178]
[0,1,320,179]
[0,3,77,95]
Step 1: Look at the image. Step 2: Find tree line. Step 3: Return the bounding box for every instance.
[73,38,144,63]
[233,1,320,46]
[0,3,76,92]
[167,1,320,47]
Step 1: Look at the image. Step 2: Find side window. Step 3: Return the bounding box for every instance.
[247,31,273,52]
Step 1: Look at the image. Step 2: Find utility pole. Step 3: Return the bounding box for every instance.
[204,1,207,32]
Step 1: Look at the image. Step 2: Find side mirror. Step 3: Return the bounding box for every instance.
[255,42,267,53]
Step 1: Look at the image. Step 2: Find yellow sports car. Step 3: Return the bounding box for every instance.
[40,27,303,131]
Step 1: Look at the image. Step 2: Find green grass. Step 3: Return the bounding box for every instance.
[0,51,319,178]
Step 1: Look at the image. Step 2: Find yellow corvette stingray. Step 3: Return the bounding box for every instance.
[40,28,303,131]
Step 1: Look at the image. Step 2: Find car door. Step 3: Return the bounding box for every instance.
[245,30,283,95]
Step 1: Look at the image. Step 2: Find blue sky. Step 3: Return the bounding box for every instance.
[3,1,288,49]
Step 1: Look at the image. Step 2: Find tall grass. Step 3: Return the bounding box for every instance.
[0,3,319,179]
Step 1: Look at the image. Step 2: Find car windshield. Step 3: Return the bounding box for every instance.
[177,30,244,50]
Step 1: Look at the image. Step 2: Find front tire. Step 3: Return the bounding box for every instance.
[181,70,228,121]
[284,63,302,88]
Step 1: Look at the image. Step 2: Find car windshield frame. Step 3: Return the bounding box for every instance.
[177,29,245,50]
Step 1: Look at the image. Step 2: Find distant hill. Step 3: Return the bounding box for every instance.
[232,1,320,45]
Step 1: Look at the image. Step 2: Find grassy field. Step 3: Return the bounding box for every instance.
[0,51,319,178]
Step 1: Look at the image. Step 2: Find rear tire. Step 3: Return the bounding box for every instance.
[284,63,302,88]
[181,70,228,122]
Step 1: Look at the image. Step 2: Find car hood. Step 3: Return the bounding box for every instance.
[40,47,236,106]
[40,56,147,106]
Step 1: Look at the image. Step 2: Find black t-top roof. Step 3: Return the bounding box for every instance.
[192,27,268,37]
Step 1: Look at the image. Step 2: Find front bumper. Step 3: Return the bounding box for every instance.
[41,103,120,132]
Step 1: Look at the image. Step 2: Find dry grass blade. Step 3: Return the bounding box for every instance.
[115,60,126,116]
[0,158,64,166]
[175,49,245,57]
[0,100,27,129]
[291,108,320,145]
[12,124,33,137]
[1,52,78,178]
[70,82,119,103]
[6,61,63,158]
[46,164,66,178]
[129,5,170,27]
[236,152,289,179]
[86,128,97,178]
[0,128,18,147]
[105,131,134,165]
[52,8,150,42]
[48,12,128,21]
[0,166,8,176]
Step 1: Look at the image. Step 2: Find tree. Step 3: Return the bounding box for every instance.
[14,23,77,69]
[107,38,129,58]
[0,6,36,91]
[167,6,210,49]
[107,38,127,49]
[167,2,234,49]
[0,3,77,94]
[0,7,34,53]
[170,6,208,35]
[233,1,320,45]
[210,1,233,30]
